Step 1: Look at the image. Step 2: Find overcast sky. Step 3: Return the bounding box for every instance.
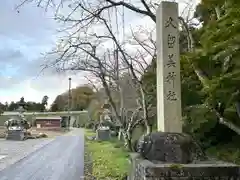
[0,0,87,105]
[0,0,199,105]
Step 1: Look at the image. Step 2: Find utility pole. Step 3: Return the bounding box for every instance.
[114,49,119,90]
[114,49,121,108]
[68,77,72,130]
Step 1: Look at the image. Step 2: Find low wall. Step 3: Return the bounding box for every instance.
[128,153,240,180]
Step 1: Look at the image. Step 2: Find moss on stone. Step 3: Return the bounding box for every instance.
[169,164,184,169]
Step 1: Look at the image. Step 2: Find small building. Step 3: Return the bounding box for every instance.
[0,111,28,126]
[35,116,62,129]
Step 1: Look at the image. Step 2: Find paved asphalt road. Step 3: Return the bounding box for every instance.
[0,129,84,180]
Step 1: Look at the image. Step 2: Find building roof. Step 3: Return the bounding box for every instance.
[2,111,19,116]
[35,116,62,120]
[1,111,87,116]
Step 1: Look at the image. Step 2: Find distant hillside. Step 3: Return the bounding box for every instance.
[50,74,139,121]
[50,85,95,112]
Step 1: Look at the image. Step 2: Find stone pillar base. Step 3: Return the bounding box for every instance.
[136,132,206,163]
[96,128,111,141]
[130,156,240,180]
[130,132,240,180]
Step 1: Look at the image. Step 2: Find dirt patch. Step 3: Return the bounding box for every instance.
[29,128,67,138]
[0,126,68,139]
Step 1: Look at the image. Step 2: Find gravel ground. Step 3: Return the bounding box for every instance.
[0,128,84,180]
[0,128,81,172]
[0,138,54,171]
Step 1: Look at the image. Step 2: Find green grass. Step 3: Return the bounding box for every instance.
[85,129,129,179]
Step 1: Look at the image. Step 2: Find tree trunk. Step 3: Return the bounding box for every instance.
[125,129,133,151]
[118,128,124,141]
[179,17,210,88]
[206,104,240,135]
[139,84,152,134]
[214,6,221,20]
[219,117,240,135]
[124,107,143,151]
[146,125,152,134]
[101,77,122,125]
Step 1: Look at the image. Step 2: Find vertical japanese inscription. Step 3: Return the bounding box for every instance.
[165,16,177,101]
[167,91,177,101]
[167,34,176,48]
[165,72,176,88]
[166,54,176,68]
[165,17,177,29]
[157,1,182,133]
